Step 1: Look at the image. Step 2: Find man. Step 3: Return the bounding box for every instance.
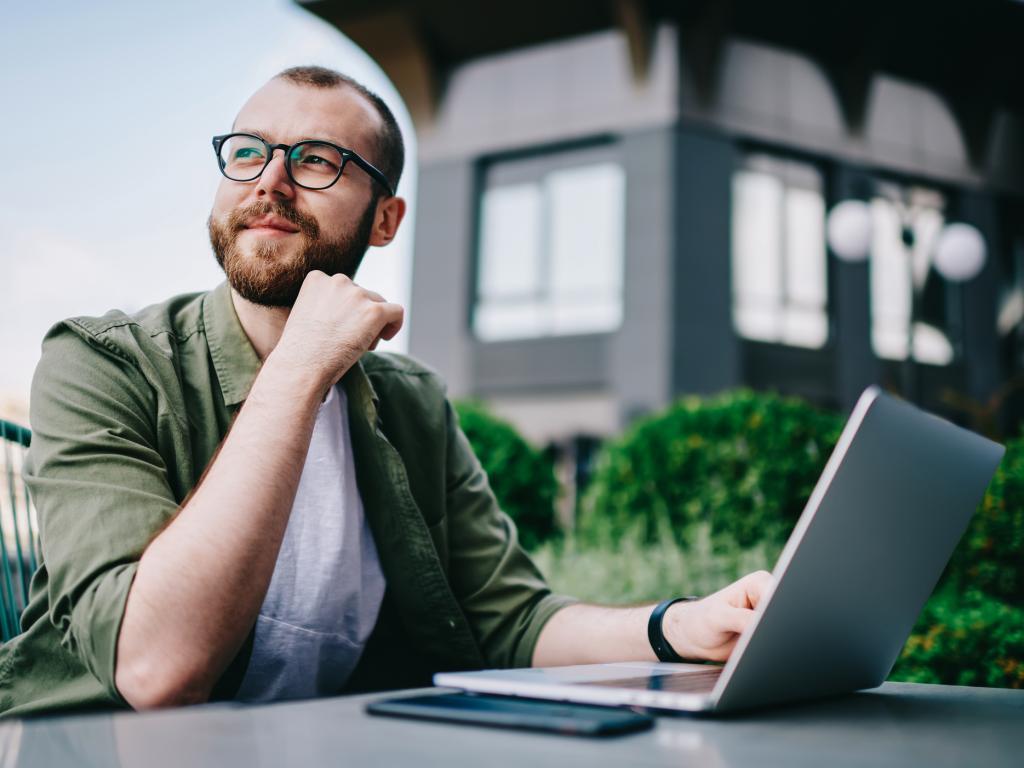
[0,66,770,717]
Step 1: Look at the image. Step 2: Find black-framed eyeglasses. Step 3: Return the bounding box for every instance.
[212,133,394,196]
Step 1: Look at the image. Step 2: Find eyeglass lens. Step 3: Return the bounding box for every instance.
[217,135,346,190]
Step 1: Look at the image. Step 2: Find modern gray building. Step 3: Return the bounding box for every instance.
[302,0,1024,449]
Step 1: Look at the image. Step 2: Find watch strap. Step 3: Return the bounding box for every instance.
[648,596,700,663]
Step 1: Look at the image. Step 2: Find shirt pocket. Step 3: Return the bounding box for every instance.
[233,613,364,703]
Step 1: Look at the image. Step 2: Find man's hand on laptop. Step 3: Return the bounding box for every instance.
[532,570,775,667]
[664,570,774,662]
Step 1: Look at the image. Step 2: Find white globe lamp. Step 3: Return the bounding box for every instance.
[933,223,987,283]
[827,200,873,262]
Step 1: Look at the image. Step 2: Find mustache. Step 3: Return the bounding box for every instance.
[226,201,320,238]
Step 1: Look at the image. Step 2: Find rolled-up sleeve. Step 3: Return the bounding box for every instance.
[24,322,179,700]
[442,400,577,669]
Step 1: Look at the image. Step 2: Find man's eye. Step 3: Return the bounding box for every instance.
[299,154,339,172]
[233,148,265,161]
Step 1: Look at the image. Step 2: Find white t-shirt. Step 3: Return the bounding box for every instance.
[234,384,386,702]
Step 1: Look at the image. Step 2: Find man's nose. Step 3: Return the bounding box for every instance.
[254,148,295,199]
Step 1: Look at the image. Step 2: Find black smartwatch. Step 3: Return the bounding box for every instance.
[648,596,700,663]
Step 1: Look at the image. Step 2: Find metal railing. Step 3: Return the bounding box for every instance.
[1,419,37,641]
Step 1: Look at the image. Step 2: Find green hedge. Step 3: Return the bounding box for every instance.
[579,390,844,550]
[454,400,560,550]
[893,433,1024,688]
[575,388,1024,688]
[456,388,1024,688]
[947,434,1024,602]
[891,589,1024,688]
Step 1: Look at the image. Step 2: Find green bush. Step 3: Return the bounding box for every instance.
[556,387,1024,688]
[454,400,560,550]
[890,435,1024,688]
[579,389,844,550]
[947,435,1024,602]
[891,589,1024,688]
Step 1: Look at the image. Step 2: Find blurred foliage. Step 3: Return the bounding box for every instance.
[532,519,781,605]
[461,388,1024,689]
[578,389,844,550]
[890,589,1024,688]
[454,400,560,551]
[892,432,1024,688]
[946,434,1024,602]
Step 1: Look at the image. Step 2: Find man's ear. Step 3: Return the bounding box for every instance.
[369,196,407,247]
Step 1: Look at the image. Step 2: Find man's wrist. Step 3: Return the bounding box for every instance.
[257,349,332,407]
[650,597,701,662]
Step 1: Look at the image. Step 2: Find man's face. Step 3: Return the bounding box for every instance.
[208,79,385,307]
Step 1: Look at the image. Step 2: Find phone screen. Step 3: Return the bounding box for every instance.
[366,692,655,737]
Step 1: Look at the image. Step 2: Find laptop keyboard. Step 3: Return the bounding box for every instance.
[578,667,723,694]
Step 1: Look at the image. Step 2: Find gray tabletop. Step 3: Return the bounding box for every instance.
[2,682,1022,767]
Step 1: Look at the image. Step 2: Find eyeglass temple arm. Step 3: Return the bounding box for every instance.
[349,153,394,197]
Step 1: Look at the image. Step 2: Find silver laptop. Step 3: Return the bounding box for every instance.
[435,387,1005,714]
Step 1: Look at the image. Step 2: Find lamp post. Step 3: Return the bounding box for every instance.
[826,196,988,403]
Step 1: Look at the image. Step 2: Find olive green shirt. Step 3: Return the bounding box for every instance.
[0,282,573,718]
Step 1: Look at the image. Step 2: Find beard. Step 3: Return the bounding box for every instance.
[208,197,377,308]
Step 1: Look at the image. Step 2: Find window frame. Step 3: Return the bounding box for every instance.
[469,137,626,344]
[729,145,834,351]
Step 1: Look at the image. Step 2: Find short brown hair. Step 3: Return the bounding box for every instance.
[275,65,405,194]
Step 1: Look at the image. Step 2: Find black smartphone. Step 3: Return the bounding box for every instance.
[366,692,654,737]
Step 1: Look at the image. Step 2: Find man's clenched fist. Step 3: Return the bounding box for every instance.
[272,270,404,393]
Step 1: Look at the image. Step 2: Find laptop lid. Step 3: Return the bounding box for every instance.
[710,387,1004,712]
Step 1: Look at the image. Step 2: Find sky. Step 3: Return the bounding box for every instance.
[0,0,416,416]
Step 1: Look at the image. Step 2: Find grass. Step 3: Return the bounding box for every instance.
[530,521,782,605]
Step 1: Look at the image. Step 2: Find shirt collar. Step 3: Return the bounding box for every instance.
[342,355,381,422]
[202,281,262,408]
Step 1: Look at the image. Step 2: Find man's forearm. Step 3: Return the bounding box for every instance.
[532,572,772,667]
[531,603,659,667]
[115,351,324,709]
